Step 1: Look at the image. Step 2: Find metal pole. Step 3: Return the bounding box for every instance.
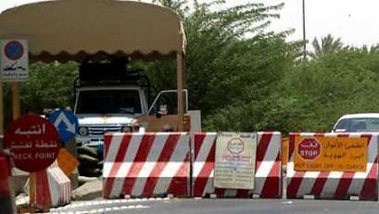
[177,52,184,132]
[302,0,306,59]
[0,80,3,136]
[11,82,20,120]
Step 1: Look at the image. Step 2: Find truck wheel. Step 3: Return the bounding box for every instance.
[77,145,103,177]
[78,155,99,168]
[77,145,98,158]
[78,166,102,177]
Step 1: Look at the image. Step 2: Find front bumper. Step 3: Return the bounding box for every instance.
[76,136,104,153]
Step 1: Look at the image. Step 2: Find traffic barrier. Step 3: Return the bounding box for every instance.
[0,157,16,214]
[192,132,282,198]
[103,132,190,199]
[26,161,72,209]
[286,133,378,200]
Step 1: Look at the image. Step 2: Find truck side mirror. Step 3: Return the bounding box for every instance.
[155,111,162,118]
[155,104,167,118]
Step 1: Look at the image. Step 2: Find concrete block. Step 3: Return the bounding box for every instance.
[72,178,103,201]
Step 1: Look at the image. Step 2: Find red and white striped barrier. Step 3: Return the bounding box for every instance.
[286,133,378,200]
[26,161,71,208]
[0,157,16,214]
[193,132,282,198]
[103,132,190,199]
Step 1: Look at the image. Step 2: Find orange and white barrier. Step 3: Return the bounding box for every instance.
[286,133,378,200]
[192,132,282,198]
[27,161,71,209]
[103,132,190,199]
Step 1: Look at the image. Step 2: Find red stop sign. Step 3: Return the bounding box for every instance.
[4,114,60,172]
[297,138,321,160]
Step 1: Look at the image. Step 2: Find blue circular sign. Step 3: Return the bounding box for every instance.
[47,109,79,143]
[4,40,24,61]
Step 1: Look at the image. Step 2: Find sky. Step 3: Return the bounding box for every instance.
[1,0,379,48]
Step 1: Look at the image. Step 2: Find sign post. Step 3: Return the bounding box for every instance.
[3,114,60,212]
[48,109,79,183]
[1,40,29,82]
[47,109,78,143]
[0,80,3,135]
[0,39,29,124]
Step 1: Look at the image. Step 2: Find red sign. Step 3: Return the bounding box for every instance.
[297,138,321,160]
[3,114,60,172]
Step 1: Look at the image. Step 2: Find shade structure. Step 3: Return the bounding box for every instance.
[0,0,187,132]
[0,0,186,62]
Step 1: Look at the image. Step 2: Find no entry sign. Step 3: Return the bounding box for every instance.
[3,114,60,172]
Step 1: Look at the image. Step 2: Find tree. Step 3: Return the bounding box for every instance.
[144,0,306,131]
[20,62,78,113]
[152,0,189,18]
[309,34,347,59]
[277,48,379,132]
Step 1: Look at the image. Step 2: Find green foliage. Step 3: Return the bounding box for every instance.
[149,0,296,132]
[20,61,78,113]
[277,48,379,133]
[308,34,348,59]
[203,36,300,131]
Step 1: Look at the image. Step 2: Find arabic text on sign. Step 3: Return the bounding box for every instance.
[294,136,368,172]
[11,140,58,149]
[14,124,46,135]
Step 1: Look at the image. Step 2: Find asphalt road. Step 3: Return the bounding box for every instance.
[50,198,379,214]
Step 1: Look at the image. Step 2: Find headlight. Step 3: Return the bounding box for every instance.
[78,126,89,136]
[121,126,132,132]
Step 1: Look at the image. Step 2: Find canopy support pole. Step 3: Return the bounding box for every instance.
[0,80,3,135]
[12,82,20,120]
[177,51,184,132]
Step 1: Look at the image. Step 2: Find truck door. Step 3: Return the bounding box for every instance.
[138,90,189,132]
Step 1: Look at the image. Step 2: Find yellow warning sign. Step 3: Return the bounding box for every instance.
[294,136,368,172]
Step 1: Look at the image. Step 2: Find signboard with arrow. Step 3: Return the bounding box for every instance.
[48,109,79,143]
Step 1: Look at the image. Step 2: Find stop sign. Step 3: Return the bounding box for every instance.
[3,114,60,172]
[297,138,321,160]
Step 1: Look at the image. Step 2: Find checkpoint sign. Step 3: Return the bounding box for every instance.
[48,109,79,143]
[1,39,29,82]
[3,114,60,172]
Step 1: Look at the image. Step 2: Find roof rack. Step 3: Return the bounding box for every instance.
[73,58,152,103]
[75,57,150,88]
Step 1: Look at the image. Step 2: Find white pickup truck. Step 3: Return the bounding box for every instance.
[331,113,379,133]
[74,58,188,149]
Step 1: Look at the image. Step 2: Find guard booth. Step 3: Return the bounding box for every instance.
[0,0,187,210]
[0,0,187,135]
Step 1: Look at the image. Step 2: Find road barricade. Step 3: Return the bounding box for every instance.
[286,133,378,201]
[0,157,16,214]
[103,132,190,199]
[192,132,282,198]
[25,161,72,209]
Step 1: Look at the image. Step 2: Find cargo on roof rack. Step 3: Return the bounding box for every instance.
[75,58,150,89]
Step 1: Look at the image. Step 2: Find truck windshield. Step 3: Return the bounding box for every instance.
[334,118,379,132]
[76,89,142,114]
